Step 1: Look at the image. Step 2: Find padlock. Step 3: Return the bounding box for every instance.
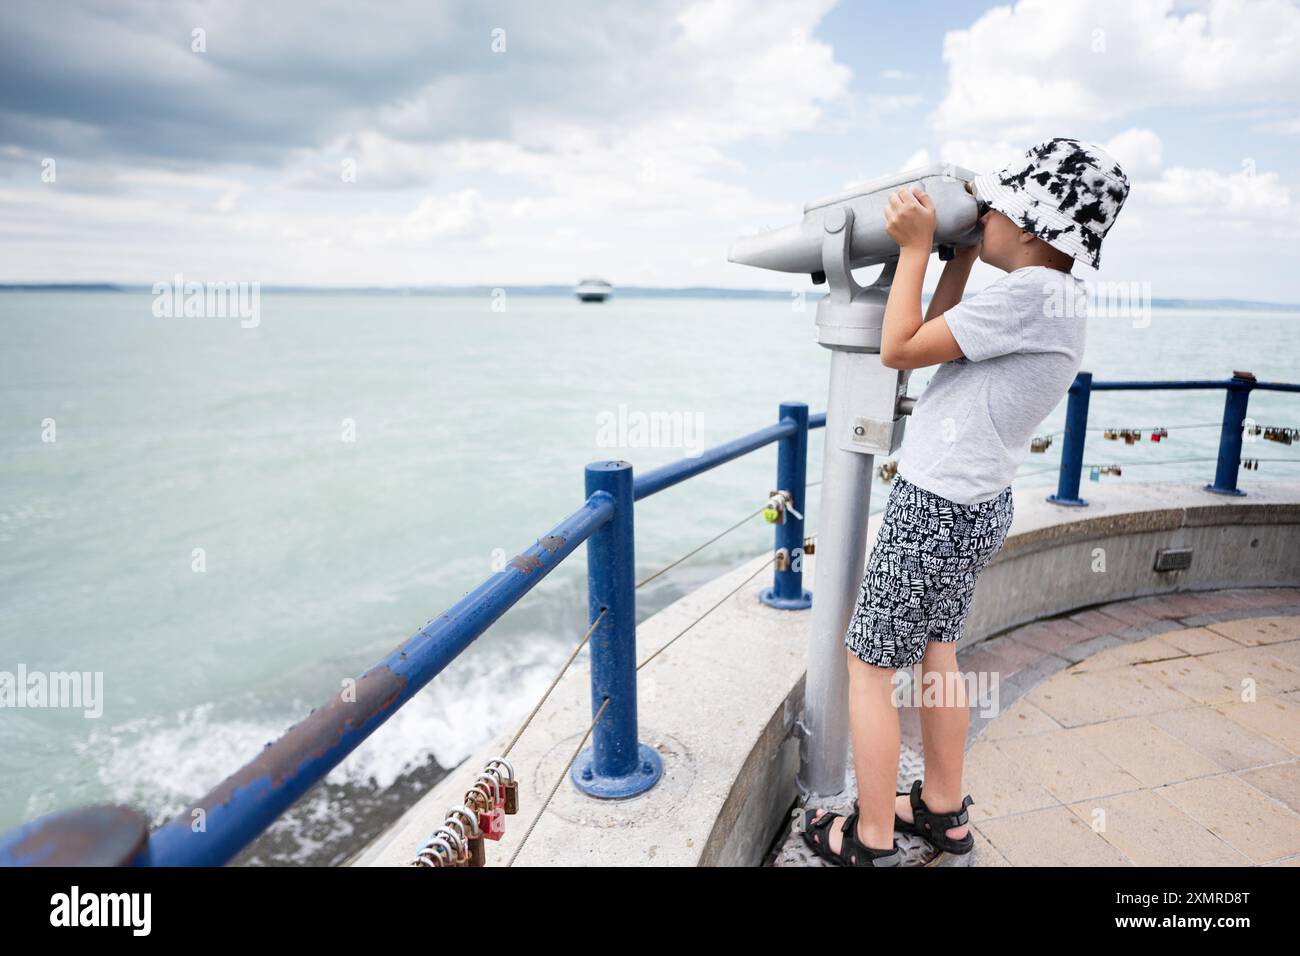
[439,818,475,868]
[471,778,506,841]
[432,827,468,867]
[803,537,816,556]
[446,807,485,866]
[774,547,790,572]
[1089,466,1100,482]
[487,758,519,815]
[418,835,458,867]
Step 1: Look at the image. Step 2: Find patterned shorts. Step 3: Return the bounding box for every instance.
[845,475,1014,670]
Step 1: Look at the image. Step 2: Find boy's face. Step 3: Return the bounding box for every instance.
[977,208,1020,270]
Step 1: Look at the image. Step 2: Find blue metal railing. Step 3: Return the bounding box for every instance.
[4,366,1295,865]
[0,402,826,866]
[1050,370,1300,506]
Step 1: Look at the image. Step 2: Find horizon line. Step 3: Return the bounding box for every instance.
[0,282,1298,311]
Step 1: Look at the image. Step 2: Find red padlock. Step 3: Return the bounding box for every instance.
[471,777,507,841]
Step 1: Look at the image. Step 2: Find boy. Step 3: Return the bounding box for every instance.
[803,139,1130,866]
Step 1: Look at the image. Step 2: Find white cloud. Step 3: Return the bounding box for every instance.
[900,148,931,171]
[937,139,1023,175]
[1103,128,1163,179]
[0,0,852,286]
[1146,166,1292,219]
[935,0,1300,138]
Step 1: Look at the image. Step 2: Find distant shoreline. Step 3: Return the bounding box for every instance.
[0,283,1297,312]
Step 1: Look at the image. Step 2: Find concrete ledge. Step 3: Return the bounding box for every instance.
[354,480,1300,867]
[964,480,1300,643]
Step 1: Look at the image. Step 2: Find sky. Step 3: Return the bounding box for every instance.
[1,0,1299,300]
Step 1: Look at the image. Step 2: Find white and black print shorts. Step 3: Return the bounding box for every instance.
[845,475,1014,670]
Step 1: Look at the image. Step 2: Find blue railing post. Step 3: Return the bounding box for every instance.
[1206,371,1254,496]
[571,460,663,798]
[761,402,813,609]
[1048,371,1092,507]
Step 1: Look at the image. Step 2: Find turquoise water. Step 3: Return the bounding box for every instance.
[1,291,1297,864]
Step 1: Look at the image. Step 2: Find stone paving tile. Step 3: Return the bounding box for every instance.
[1158,773,1300,863]
[1070,717,1223,787]
[1265,639,1300,669]
[1156,626,1240,656]
[1055,632,1130,664]
[1027,666,1195,727]
[1180,603,1300,629]
[1115,620,1187,643]
[951,593,1300,868]
[1134,655,1241,706]
[1207,615,1300,647]
[1216,698,1300,754]
[995,730,1143,803]
[1164,592,1229,619]
[958,632,1050,680]
[969,827,1012,866]
[1069,608,1126,638]
[1130,594,1199,620]
[1066,790,1249,866]
[1069,636,1188,674]
[977,806,1131,866]
[1096,600,1161,629]
[1188,591,1261,614]
[960,738,1058,821]
[1011,618,1096,655]
[1239,760,1300,815]
[1196,645,1300,696]
[1148,706,1290,771]
[995,653,1072,712]
[981,697,1063,741]
[1223,588,1300,609]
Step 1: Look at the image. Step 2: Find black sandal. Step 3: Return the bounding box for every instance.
[893,779,974,855]
[801,807,900,867]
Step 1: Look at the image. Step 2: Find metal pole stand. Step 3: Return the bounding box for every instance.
[760,401,813,609]
[571,460,663,798]
[799,206,910,798]
[1048,372,1092,507]
[1206,372,1254,496]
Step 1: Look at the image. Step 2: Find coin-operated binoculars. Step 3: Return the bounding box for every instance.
[729,164,982,798]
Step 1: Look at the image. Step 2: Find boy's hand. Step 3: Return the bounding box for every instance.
[884,185,936,251]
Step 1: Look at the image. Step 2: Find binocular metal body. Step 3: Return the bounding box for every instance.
[728,163,982,276]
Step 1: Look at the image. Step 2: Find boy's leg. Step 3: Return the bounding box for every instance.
[847,650,901,849]
[808,650,899,854]
[898,639,969,840]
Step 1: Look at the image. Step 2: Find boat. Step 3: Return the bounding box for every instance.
[574,277,612,302]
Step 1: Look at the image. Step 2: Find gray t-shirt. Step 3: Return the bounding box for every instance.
[897,265,1087,505]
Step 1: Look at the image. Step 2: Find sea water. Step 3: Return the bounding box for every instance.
[1,291,1297,864]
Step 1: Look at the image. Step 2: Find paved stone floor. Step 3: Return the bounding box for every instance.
[774,587,1300,867]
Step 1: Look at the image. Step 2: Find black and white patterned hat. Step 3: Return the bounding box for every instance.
[971,138,1129,269]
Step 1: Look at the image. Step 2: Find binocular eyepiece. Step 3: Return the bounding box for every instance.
[728,163,984,278]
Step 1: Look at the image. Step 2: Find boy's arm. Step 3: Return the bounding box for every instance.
[879,186,965,370]
[925,243,979,320]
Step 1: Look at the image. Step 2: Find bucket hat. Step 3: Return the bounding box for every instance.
[971,138,1129,269]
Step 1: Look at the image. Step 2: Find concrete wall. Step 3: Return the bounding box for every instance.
[964,481,1300,643]
[354,480,1300,868]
